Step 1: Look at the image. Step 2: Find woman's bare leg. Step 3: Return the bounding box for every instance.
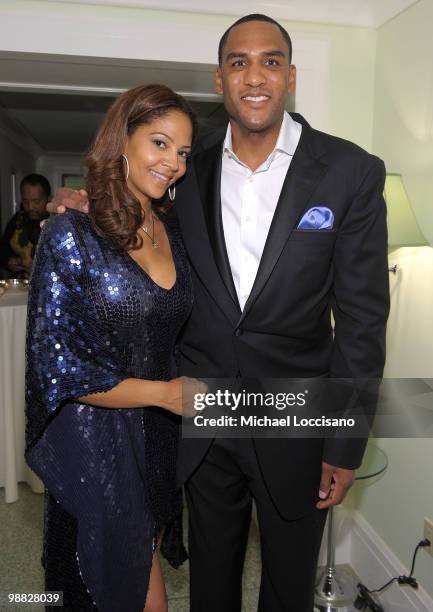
[144,535,168,612]
[144,553,168,612]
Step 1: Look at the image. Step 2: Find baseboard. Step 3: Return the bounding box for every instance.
[253,504,433,610]
[350,510,433,612]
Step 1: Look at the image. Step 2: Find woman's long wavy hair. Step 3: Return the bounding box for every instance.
[85,83,197,251]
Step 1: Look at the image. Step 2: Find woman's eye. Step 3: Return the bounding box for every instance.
[179,151,191,160]
[153,139,166,148]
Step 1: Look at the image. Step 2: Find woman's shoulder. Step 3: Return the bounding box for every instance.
[42,210,93,246]
[38,211,97,268]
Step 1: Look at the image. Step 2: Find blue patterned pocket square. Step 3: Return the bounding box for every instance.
[297,206,334,230]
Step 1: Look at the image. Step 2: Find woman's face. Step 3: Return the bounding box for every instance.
[123,110,193,206]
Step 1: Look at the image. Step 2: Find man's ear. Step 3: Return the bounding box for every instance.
[288,64,297,94]
[215,66,223,95]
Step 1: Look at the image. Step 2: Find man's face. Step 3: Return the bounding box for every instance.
[215,20,296,133]
[21,183,48,220]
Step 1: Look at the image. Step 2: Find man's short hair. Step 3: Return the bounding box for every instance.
[20,173,51,200]
[218,14,292,66]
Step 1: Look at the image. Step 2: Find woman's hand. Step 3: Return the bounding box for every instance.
[162,377,208,417]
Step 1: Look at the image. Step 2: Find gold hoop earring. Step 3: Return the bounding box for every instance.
[168,184,176,201]
[121,154,129,181]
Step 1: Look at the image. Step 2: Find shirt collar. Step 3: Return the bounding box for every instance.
[223,111,299,159]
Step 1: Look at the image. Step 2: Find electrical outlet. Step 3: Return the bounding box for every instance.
[424,518,433,557]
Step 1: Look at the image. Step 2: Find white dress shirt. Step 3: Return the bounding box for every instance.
[221,111,302,310]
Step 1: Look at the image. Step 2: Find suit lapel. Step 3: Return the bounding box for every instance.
[238,126,329,326]
[176,140,241,325]
[196,142,240,309]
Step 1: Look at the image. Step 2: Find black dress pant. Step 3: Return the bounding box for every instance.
[185,438,327,612]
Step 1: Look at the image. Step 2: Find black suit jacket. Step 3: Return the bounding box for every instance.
[175,115,390,519]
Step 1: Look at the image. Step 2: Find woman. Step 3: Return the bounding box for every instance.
[25,84,198,612]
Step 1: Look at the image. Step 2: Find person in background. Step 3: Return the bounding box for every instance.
[0,173,50,277]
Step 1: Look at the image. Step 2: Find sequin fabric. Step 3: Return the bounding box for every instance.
[25,210,193,612]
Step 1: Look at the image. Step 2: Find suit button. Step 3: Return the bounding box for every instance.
[234,329,243,337]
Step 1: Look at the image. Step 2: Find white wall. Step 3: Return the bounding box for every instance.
[373,0,433,245]
[283,20,377,151]
[354,0,433,601]
[36,154,84,195]
[0,111,37,233]
[352,247,433,601]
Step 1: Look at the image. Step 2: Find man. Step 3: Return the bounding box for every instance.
[0,173,50,277]
[50,14,389,611]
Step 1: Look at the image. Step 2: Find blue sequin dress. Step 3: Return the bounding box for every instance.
[25,210,193,611]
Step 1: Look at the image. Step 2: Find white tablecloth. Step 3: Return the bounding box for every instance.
[0,289,44,502]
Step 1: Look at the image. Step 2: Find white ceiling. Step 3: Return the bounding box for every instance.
[43,0,420,28]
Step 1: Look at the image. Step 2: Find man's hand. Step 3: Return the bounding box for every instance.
[46,188,89,215]
[316,461,355,509]
[7,256,26,274]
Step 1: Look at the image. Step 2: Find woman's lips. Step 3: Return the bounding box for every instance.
[150,170,172,185]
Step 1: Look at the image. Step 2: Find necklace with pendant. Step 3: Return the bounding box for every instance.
[140,212,158,249]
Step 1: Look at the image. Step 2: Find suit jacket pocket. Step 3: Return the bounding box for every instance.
[283,229,337,274]
[289,229,338,242]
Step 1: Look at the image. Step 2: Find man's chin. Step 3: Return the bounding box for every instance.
[242,120,273,134]
[237,112,278,134]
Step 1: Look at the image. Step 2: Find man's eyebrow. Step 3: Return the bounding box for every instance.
[224,50,287,62]
[263,50,286,59]
[225,51,247,62]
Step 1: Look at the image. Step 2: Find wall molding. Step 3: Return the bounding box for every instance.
[0,80,221,102]
[253,506,433,610]
[351,510,433,611]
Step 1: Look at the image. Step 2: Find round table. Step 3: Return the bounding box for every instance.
[0,289,44,502]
